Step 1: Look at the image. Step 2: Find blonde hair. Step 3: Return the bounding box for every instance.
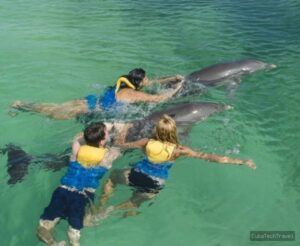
[154,114,179,145]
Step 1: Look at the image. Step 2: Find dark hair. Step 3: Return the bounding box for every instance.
[83,122,106,147]
[121,68,146,90]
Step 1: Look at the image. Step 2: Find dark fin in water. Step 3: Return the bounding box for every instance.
[1,144,33,185]
[76,112,100,125]
[1,144,70,185]
[226,77,241,97]
[35,150,70,172]
[42,154,69,171]
[177,125,193,143]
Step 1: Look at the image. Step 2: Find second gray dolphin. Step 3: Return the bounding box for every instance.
[125,102,230,142]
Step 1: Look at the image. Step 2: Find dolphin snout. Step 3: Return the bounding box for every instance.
[225,105,234,110]
[267,63,277,69]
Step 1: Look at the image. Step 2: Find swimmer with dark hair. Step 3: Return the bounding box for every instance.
[11,68,183,120]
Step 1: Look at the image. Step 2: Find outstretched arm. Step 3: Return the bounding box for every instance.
[116,138,149,149]
[174,146,256,169]
[116,81,183,103]
[150,75,185,85]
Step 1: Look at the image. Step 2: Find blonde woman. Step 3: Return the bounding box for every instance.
[85,114,256,223]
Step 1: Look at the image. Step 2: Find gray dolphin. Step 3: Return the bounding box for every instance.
[126,102,230,142]
[147,102,229,123]
[1,102,230,184]
[185,59,276,86]
[172,59,276,96]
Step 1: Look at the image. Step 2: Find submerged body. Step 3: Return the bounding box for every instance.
[2,102,229,184]
[10,69,183,120]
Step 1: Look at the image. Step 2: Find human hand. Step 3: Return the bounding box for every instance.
[244,160,256,170]
[175,74,185,82]
[170,80,184,96]
[74,132,84,141]
[175,80,184,90]
[72,132,85,146]
[114,136,124,146]
[104,122,114,132]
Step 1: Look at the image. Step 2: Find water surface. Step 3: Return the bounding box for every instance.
[0,0,299,245]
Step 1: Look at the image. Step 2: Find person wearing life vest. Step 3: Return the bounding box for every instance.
[86,114,256,222]
[37,122,120,246]
[11,68,184,120]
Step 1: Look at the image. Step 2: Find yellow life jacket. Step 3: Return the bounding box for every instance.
[145,139,176,163]
[115,76,136,93]
[77,145,107,168]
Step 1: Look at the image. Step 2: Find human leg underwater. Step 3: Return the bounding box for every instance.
[11,99,89,120]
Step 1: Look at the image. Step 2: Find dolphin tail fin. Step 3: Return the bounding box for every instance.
[1,144,33,185]
[267,63,277,69]
[1,145,69,185]
[0,147,6,155]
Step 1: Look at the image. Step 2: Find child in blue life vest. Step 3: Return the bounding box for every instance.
[37,122,119,246]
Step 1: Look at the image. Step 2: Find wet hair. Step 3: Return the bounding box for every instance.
[83,122,106,147]
[121,68,146,90]
[154,114,179,145]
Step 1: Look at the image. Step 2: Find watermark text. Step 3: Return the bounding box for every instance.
[250,231,295,241]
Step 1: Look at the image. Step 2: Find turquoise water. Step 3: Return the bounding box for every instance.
[1,0,300,245]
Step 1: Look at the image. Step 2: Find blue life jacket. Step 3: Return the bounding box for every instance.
[99,87,123,111]
[133,158,173,180]
[60,161,108,191]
